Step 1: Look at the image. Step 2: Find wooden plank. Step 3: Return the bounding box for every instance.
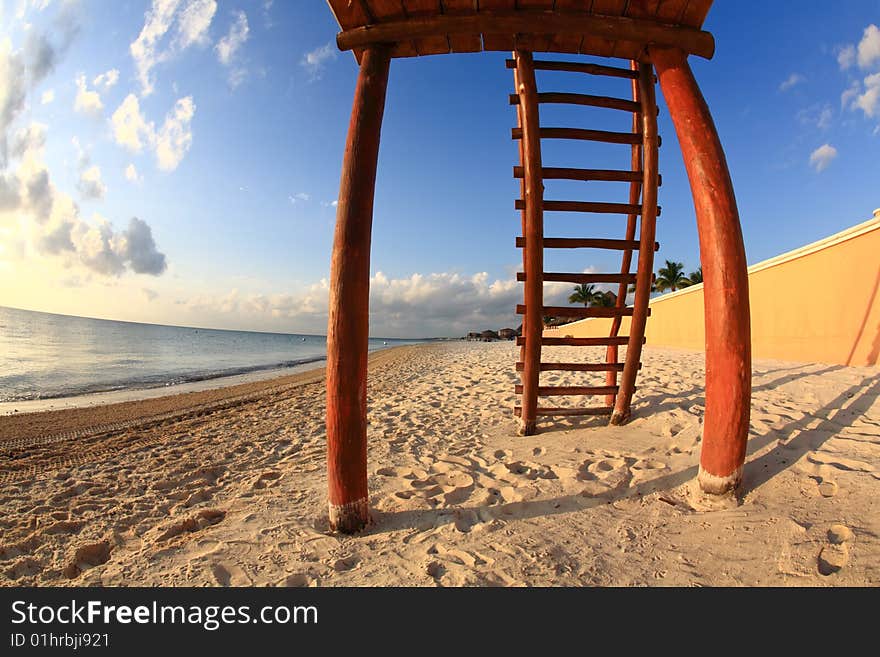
[654,0,691,23]
[515,385,621,396]
[517,272,638,284]
[517,305,642,319]
[679,0,714,28]
[441,0,482,52]
[517,237,659,250]
[337,10,716,58]
[516,362,631,372]
[514,406,614,417]
[512,127,642,144]
[476,0,516,51]
[518,336,642,347]
[510,92,641,113]
[403,1,450,55]
[581,0,623,57]
[368,1,418,58]
[518,199,644,215]
[514,166,661,185]
[512,0,556,51]
[505,58,638,79]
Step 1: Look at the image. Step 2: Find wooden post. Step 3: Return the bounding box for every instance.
[515,50,544,435]
[611,62,659,426]
[606,60,643,406]
[326,46,391,533]
[651,47,751,494]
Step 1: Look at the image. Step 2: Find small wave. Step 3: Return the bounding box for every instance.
[2,356,329,402]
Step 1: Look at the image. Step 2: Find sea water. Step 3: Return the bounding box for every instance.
[0,306,421,402]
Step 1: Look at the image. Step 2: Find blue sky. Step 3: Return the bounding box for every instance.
[0,1,878,337]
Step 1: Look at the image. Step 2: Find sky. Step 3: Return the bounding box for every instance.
[0,1,878,338]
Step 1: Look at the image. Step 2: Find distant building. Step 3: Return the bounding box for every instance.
[498,328,517,340]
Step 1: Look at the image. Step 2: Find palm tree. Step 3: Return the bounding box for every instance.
[569,283,598,306]
[654,260,689,292]
[687,266,703,285]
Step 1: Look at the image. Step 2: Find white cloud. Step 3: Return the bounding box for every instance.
[73,73,103,116]
[215,10,248,65]
[125,163,142,183]
[77,165,106,200]
[855,72,880,118]
[111,93,152,151]
[227,66,247,89]
[154,95,194,171]
[841,79,861,108]
[180,271,582,337]
[321,200,338,208]
[175,0,216,50]
[92,68,119,90]
[857,24,880,70]
[110,93,195,171]
[779,73,805,92]
[301,42,336,79]
[142,287,159,301]
[837,45,856,70]
[130,0,184,96]
[130,0,216,96]
[40,88,54,104]
[797,103,833,130]
[809,144,838,172]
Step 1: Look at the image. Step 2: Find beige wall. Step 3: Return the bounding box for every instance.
[544,216,880,367]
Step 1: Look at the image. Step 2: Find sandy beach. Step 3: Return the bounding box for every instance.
[1,341,878,586]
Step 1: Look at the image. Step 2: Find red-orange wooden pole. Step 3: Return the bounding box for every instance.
[515,50,544,435]
[611,62,658,426]
[326,46,391,533]
[651,47,751,494]
[606,60,643,406]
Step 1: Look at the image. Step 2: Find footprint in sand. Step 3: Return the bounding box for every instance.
[817,480,839,498]
[63,540,112,579]
[817,524,854,576]
[156,509,226,542]
[211,562,252,586]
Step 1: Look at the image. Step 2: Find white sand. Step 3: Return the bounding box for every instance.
[1,342,878,586]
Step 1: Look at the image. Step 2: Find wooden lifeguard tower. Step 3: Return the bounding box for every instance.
[324,1,750,533]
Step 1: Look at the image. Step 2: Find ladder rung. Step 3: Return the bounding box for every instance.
[510,92,640,113]
[505,58,638,80]
[516,237,660,251]
[513,167,662,186]
[514,406,614,418]
[512,127,643,145]
[517,200,659,216]
[516,362,632,372]
[517,305,643,319]
[518,336,644,347]
[517,272,637,284]
[515,385,619,397]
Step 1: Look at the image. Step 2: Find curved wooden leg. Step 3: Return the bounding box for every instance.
[326,47,391,533]
[651,47,751,495]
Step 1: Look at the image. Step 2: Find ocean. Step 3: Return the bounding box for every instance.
[0,306,423,402]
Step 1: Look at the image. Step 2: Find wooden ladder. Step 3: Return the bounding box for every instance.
[509,52,660,435]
